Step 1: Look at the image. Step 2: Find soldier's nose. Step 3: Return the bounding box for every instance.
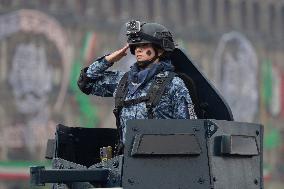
[135,47,142,53]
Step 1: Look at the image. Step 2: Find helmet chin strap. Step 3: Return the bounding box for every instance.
[137,49,160,69]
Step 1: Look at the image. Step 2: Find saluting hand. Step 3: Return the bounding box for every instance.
[105,44,129,63]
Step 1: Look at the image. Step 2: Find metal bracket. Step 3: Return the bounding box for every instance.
[206,120,218,138]
[30,166,109,186]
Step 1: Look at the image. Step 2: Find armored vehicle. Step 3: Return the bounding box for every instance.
[30,49,263,189]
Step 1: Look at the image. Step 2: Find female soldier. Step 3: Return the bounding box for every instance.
[78,21,197,144]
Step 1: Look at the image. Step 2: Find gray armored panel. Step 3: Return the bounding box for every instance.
[123,119,211,189]
[207,120,263,189]
[122,119,263,189]
[30,120,262,188]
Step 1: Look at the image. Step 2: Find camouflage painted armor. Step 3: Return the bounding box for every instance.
[86,56,197,141]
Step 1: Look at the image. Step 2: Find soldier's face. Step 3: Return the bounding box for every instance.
[134,43,156,62]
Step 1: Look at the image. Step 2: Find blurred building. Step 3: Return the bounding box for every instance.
[0,0,283,188]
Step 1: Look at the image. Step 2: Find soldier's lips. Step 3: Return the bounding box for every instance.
[136,55,143,60]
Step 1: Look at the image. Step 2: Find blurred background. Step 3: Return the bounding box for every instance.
[0,0,283,188]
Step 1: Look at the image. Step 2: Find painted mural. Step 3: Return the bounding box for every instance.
[213,32,283,181]
[0,9,99,166]
[213,31,259,122]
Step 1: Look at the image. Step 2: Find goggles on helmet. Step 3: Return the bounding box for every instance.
[126,20,141,35]
[126,20,144,43]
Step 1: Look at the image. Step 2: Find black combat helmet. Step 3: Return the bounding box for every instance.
[126,20,175,54]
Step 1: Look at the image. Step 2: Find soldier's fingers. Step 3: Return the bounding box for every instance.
[118,48,128,55]
[121,44,129,51]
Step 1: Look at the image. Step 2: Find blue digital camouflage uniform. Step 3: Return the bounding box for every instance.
[86,56,197,141]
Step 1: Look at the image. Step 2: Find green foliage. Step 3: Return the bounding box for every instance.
[260,60,273,107]
[264,123,281,150]
[69,31,99,128]
[69,59,98,128]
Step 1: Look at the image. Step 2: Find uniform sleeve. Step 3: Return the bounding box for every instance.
[171,77,197,119]
[86,56,125,97]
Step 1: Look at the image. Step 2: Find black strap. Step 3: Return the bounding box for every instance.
[146,72,176,118]
[114,71,176,117]
[123,96,150,107]
[113,72,129,152]
[113,71,176,153]
[114,72,129,108]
